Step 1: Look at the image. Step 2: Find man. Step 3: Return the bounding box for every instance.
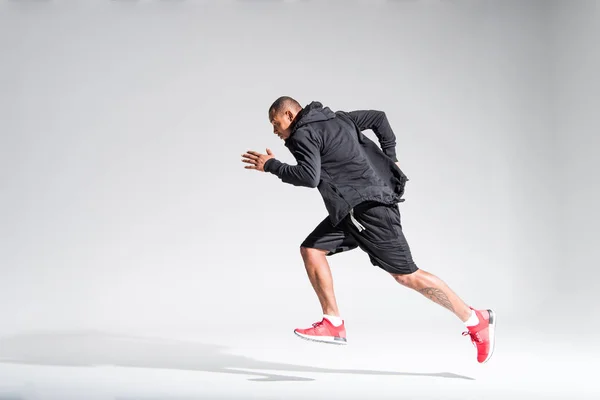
[241,96,495,364]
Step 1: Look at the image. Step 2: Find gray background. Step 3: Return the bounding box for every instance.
[0,0,598,345]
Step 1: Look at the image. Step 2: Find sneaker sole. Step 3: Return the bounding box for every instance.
[482,308,496,363]
[294,330,347,345]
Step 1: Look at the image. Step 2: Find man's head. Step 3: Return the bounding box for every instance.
[268,96,302,140]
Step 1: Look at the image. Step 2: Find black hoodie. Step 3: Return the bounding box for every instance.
[264,101,408,226]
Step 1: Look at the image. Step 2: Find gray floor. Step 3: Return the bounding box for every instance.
[0,320,596,400]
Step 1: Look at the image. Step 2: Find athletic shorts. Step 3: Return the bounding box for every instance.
[300,201,418,275]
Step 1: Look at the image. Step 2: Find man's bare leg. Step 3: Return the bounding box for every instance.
[300,246,340,317]
[391,268,496,363]
[391,269,472,322]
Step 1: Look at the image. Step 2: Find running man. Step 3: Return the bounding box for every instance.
[241,96,495,363]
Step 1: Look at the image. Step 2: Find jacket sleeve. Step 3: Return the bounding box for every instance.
[263,128,321,188]
[347,110,398,162]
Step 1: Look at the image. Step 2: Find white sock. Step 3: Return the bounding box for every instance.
[324,314,343,327]
[464,309,479,327]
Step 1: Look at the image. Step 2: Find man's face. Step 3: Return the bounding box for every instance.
[270,110,294,140]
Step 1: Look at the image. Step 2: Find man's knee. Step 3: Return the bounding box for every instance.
[300,246,328,260]
[391,269,420,287]
[300,246,310,259]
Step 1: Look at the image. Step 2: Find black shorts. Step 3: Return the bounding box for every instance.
[301,201,418,275]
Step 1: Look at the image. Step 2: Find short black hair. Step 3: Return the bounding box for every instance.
[269,96,301,116]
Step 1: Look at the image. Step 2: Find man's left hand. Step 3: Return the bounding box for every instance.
[242,148,275,172]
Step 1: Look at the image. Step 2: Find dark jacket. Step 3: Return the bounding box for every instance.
[264,101,409,226]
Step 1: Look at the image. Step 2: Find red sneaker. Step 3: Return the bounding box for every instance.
[463,307,496,363]
[294,318,347,345]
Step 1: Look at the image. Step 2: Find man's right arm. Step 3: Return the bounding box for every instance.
[348,110,398,162]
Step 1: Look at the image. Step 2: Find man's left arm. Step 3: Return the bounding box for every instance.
[242,128,321,188]
[263,129,321,188]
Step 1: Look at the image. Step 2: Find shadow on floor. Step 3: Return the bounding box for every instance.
[0,331,474,382]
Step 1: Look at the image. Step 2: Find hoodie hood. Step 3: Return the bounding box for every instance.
[291,101,337,132]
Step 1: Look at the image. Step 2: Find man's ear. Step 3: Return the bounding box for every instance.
[285,110,294,122]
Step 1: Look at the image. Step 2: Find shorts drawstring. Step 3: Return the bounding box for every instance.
[349,208,366,232]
